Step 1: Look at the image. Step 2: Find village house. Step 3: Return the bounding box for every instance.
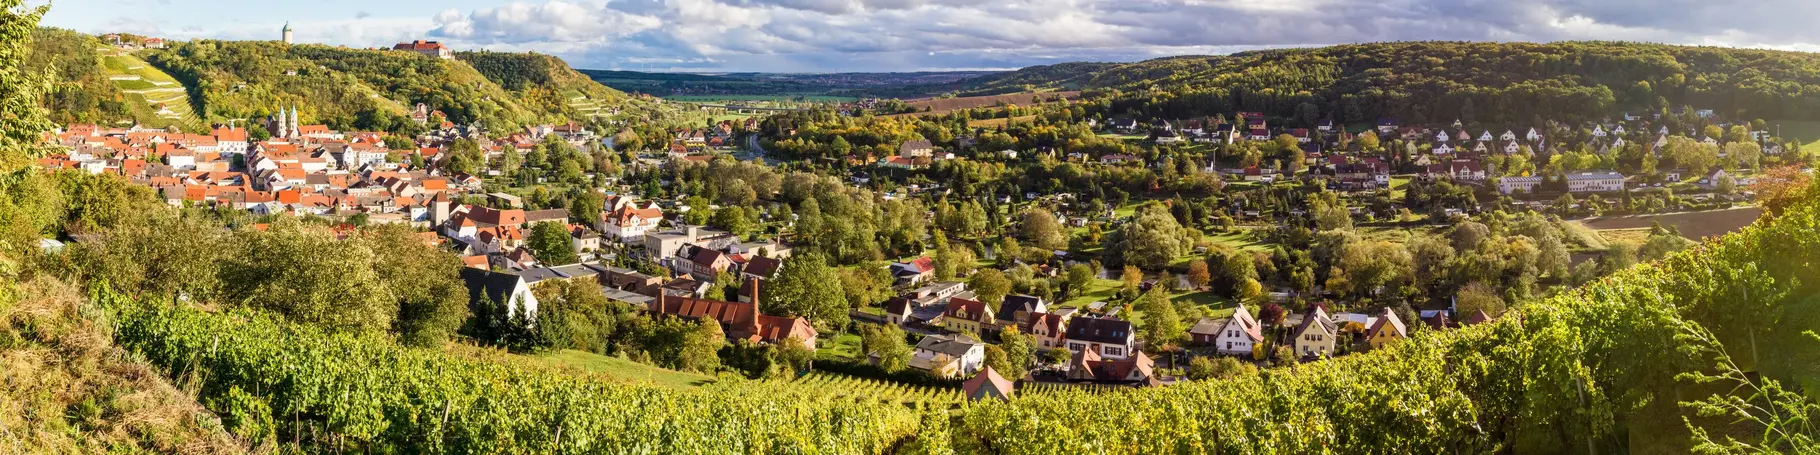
[1066,348,1158,385]
[994,295,1047,330]
[943,298,995,336]
[1024,311,1072,350]
[599,203,664,242]
[1208,303,1263,356]
[1063,317,1136,359]
[1293,305,1337,358]
[961,367,1015,401]
[909,334,985,378]
[1365,308,1408,350]
[460,268,540,320]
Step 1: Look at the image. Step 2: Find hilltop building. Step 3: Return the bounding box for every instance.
[395,40,453,59]
[282,22,292,44]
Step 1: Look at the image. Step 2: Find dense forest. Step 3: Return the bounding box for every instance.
[933,41,1820,127]
[456,51,629,119]
[25,28,135,126]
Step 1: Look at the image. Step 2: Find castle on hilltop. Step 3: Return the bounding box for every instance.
[282,22,293,44]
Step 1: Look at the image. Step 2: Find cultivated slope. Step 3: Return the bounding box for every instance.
[27,27,203,130]
[456,51,630,121]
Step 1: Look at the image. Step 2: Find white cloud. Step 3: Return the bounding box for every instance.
[52,0,1820,72]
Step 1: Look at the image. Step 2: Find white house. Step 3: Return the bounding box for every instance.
[1434,131,1450,143]
[1500,130,1518,142]
[909,334,985,378]
[1063,317,1136,360]
[1498,176,1544,194]
[1504,141,1523,154]
[1566,171,1626,193]
[599,205,663,242]
[1591,125,1607,138]
[1478,130,1494,142]
[1526,127,1543,142]
[1212,303,1263,356]
[461,268,541,320]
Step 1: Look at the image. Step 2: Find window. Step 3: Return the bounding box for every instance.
[1224,342,1231,350]
[1069,343,1085,352]
[1105,347,1123,357]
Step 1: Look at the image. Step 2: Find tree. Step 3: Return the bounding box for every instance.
[1065,264,1096,299]
[682,195,713,226]
[763,252,847,330]
[570,192,605,223]
[1187,260,1211,290]
[1135,287,1184,349]
[526,221,579,265]
[1103,203,1196,270]
[675,318,725,373]
[221,220,396,334]
[1018,207,1069,250]
[531,278,619,353]
[995,326,1035,380]
[1450,220,1490,252]
[364,225,471,348]
[860,324,912,373]
[837,261,896,309]
[1120,265,1144,296]
[1751,165,1813,218]
[710,206,755,238]
[1715,174,1737,196]
[968,269,1013,307]
[1455,281,1506,318]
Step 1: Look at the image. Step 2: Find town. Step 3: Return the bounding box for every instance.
[37,74,1783,397]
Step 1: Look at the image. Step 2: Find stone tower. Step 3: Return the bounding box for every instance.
[282,22,293,44]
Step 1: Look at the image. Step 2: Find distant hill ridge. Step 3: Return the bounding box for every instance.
[920,41,1820,124]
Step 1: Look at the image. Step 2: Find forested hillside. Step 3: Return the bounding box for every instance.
[456,51,628,120]
[941,41,1820,126]
[136,41,656,134]
[26,28,132,125]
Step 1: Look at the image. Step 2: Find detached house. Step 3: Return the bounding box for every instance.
[1211,303,1264,356]
[994,295,1047,329]
[899,140,934,159]
[1293,305,1337,358]
[599,204,663,242]
[1365,308,1408,349]
[1063,317,1136,359]
[909,334,985,378]
[1066,348,1157,385]
[1024,312,1071,350]
[890,257,937,285]
[943,298,995,336]
[461,268,540,320]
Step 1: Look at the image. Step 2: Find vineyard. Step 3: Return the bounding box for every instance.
[105,289,920,454]
[92,195,1820,453]
[785,372,964,409]
[80,196,1820,453]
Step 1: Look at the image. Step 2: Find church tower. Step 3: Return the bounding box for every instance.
[287,106,300,139]
[282,22,293,44]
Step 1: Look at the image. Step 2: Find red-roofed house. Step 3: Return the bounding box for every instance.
[393,40,453,59]
[647,281,817,348]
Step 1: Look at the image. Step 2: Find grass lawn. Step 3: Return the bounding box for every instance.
[818,332,864,362]
[530,349,716,390]
[1207,229,1271,252]
[1389,177,1412,199]
[1767,119,1820,151]
[1059,277,1124,309]
[1096,133,1148,141]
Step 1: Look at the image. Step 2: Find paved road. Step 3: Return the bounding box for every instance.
[739,133,782,166]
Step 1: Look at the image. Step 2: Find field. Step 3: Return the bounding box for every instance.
[1578,207,1763,241]
[665,94,857,103]
[529,349,717,390]
[1768,119,1820,152]
[887,91,1080,117]
[968,115,1038,128]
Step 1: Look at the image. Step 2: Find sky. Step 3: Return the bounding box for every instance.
[34,0,1820,73]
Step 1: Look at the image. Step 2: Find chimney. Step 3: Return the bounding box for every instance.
[686,225,699,241]
[746,277,761,306]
